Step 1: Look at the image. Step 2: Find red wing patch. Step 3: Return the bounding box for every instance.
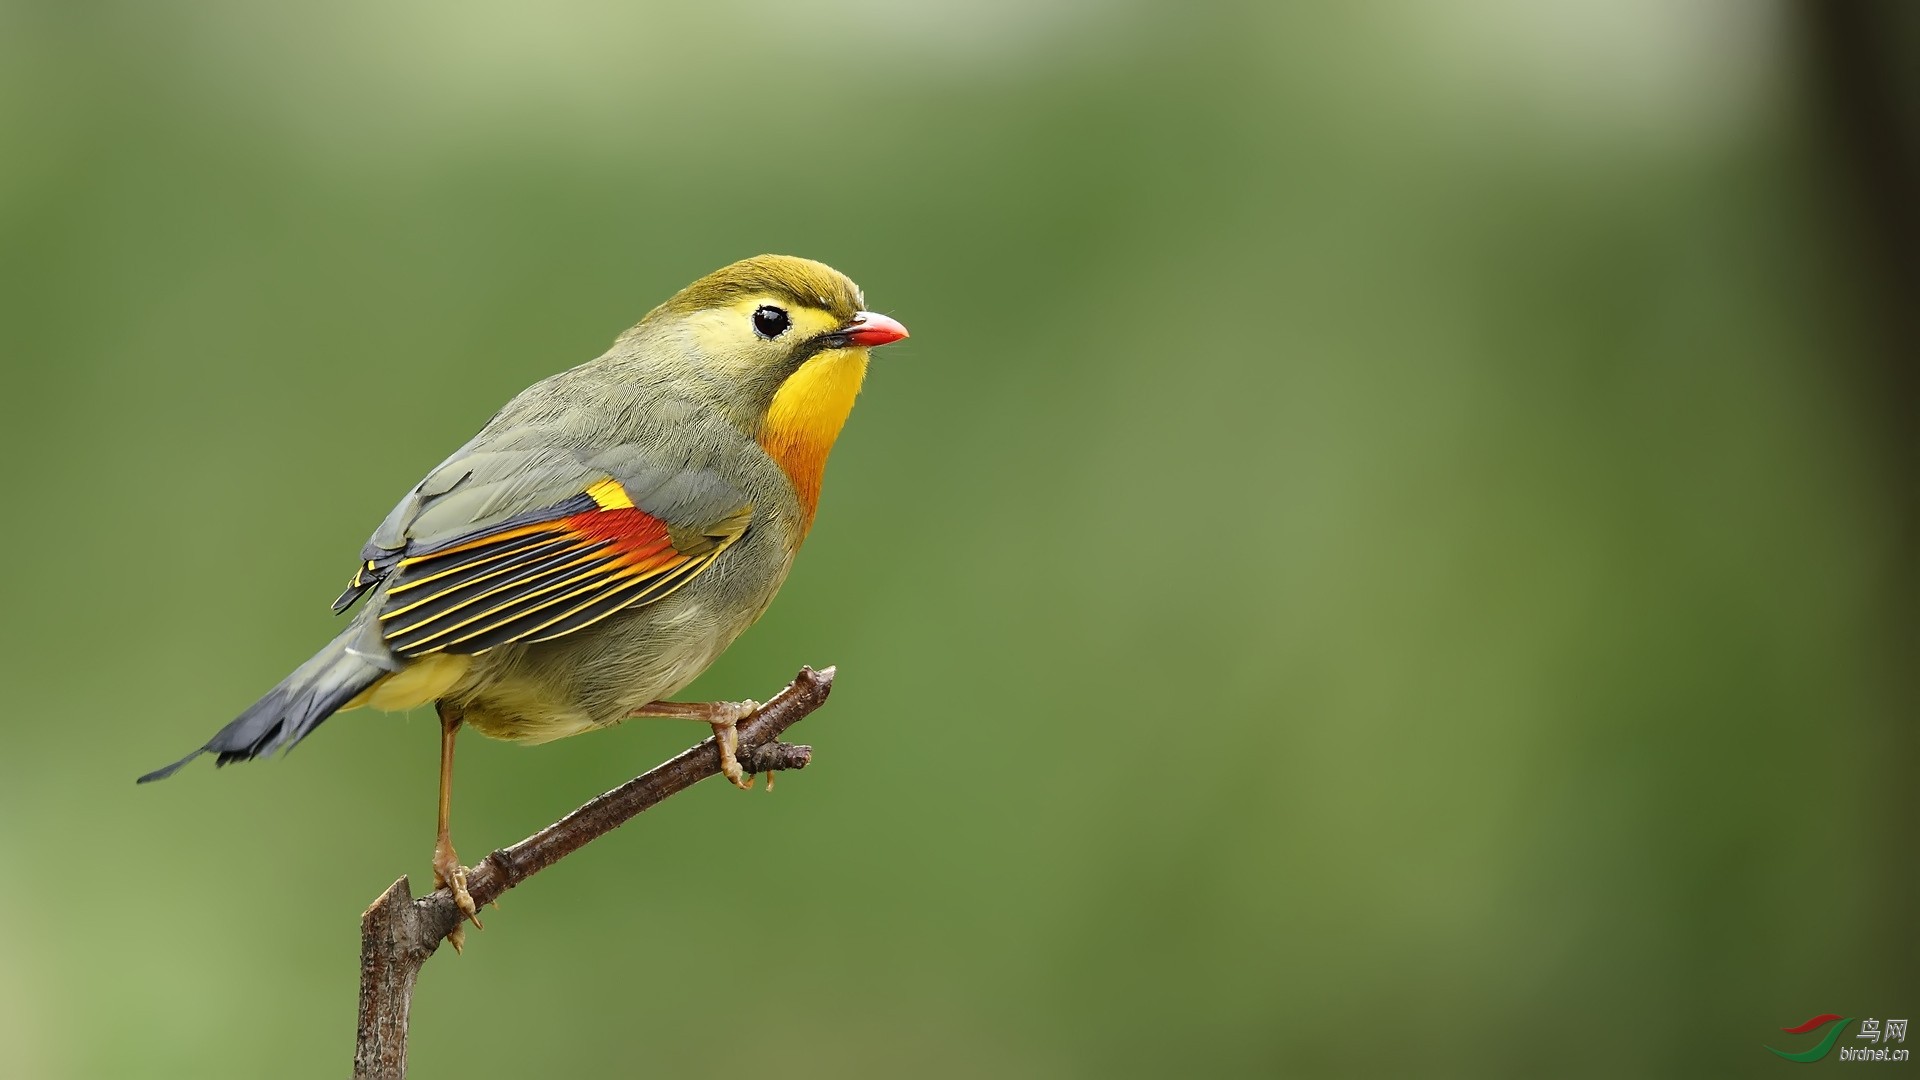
[376,487,736,658]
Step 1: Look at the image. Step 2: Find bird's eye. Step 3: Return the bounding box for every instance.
[752,305,791,339]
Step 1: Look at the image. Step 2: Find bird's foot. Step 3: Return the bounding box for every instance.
[710,700,759,790]
[432,843,482,953]
[632,698,763,790]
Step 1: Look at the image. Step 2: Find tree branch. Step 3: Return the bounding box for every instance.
[352,665,836,1080]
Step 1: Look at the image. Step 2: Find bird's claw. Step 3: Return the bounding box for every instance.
[433,854,483,950]
[450,865,481,928]
[711,700,759,791]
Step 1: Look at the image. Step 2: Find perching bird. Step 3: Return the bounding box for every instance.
[140,254,906,931]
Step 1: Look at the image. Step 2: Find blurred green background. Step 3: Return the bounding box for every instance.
[2,2,1913,1076]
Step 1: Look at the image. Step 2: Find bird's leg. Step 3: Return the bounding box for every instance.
[433,702,481,951]
[630,699,761,789]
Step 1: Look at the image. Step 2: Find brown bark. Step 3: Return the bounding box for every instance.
[352,665,835,1079]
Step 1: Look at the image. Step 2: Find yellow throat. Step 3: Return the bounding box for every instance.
[758,348,868,535]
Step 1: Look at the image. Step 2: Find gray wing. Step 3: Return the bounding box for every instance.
[331,434,751,660]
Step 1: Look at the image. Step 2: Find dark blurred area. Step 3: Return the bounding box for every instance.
[0,2,1912,1076]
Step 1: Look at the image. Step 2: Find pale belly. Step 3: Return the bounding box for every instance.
[444,576,768,744]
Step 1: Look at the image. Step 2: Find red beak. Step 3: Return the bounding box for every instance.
[842,311,909,348]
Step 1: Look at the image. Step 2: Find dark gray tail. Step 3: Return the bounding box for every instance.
[137,628,384,783]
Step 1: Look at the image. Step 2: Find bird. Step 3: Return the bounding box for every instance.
[139,254,907,937]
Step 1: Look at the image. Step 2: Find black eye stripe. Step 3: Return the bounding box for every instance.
[752,305,791,339]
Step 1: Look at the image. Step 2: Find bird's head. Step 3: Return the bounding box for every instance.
[630,254,908,527]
